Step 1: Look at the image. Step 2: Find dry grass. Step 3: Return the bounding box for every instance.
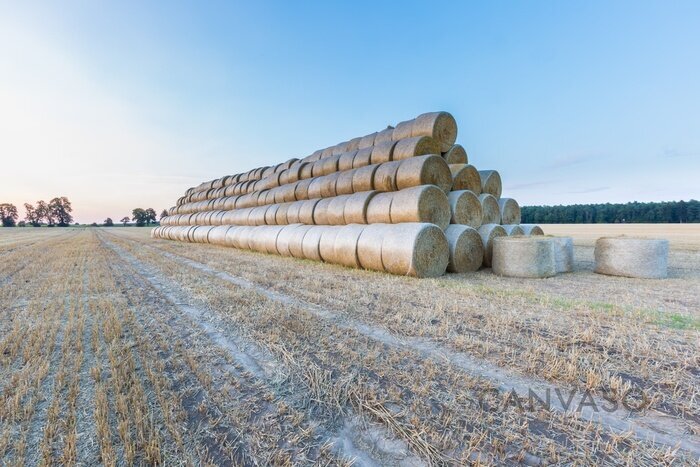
[1,225,698,465]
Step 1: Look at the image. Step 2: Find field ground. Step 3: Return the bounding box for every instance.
[0,225,698,465]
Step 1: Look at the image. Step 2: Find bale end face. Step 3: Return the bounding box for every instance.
[594,237,669,279]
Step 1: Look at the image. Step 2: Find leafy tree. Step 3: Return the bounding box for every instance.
[160,209,169,221]
[132,208,147,227]
[49,197,73,226]
[521,200,700,224]
[0,203,19,227]
[36,200,52,226]
[104,217,114,227]
[24,203,42,226]
[18,221,26,227]
[120,216,130,227]
[145,208,157,226]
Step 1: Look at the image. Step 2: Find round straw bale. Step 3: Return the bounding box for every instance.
[223,196,238,210]
[332,142,349,156]
[319,227,341,262]
[503,224,525,236]
[357,224,391,271]
[335,170,356,195]
[220,211,237,225]
[235,226,256,250]
[412,112,457,152]
[287,162,305,183]
[352,164,378,192]
[213,211,227,225]
[295,178,313,200]
[187,226,199,242]
[276,224,303,257]
[392,119,414,141]
[347,137,362,151]
[344,191,377,224]
[307,177,325,199]
[358,132,377,149]
[521,224,544,236]
[275,203,291,225]
[208,226,232,245]
[374,127,395,145]
[444,225,484,273]
[478,224,507,267]
[492,237,557,278]
[278,170,290,186]
[298,199,320,224]
[479,194,501,224]
[373,161,401,192]
[281,183,298,202]
[449,164,480,193]
[249,227,267,252]
[193,226,215,243]
[301,226,326,261]
[352,148,373,168]
[321,154,341,176]
[447,190,482,228]
[478,170,502,198]
[396,155,452,193]
[498,198,521,225]
[211,198,226,210]
[300,163,314,180]
[286,201,303,224]
[320,172,340,198]
[313,198,333,225]
[338,150,358,171]
[381,223,449,277]
[273,188,287,204]
[326,196,349,225]
[389,185,451,229]
[288,225,314,258]
[393,136,439,161]
[224,226,240,247]
[330,224,366,268]
[549,237,574,273]
[321,147,334,159]
[262,226,285,254]
[594,237,668,279]
[370,141,397,165]
[311,160,325,178]
[265,204,280,225]
[366,192,394,224]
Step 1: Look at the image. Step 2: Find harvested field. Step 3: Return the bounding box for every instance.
[1,226,698,465]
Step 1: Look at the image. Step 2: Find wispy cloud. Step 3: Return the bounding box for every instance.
[660,147,697,159]
[508,180,557,190]
[566,186,610,194]
[545,154,590,169]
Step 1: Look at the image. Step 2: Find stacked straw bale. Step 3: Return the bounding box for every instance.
[156,111,541,277]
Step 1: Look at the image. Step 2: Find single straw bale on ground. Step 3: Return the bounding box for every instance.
[492,237,557,278]
[594,237,669,279]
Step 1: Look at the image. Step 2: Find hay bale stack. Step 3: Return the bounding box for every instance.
[551,237,574,273]
[158,110,531,278]
[594,237,669,279]
[498,198,521,225]
[478,170,502,198]
[447,190,482,228]
[521,224,544,236]
[381,223,449,277]
[444,225,483,273]
[492,237,557,278]
[479,194,501,224]
[442,144,468,164]
[478,224,507,268]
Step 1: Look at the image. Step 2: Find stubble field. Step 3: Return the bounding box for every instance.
[0,225,698,466]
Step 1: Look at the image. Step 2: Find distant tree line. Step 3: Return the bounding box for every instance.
[0,197,74,227]
[522,200,700,224]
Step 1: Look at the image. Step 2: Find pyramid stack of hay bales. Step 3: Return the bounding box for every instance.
[154,111,544,277]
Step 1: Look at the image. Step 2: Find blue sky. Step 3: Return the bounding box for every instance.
[1,1,698,222]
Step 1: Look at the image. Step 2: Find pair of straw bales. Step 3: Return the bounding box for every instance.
[153,223,448,277]
[492,235,574,278]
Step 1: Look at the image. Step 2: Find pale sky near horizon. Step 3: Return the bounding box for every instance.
[1,1,699,223]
